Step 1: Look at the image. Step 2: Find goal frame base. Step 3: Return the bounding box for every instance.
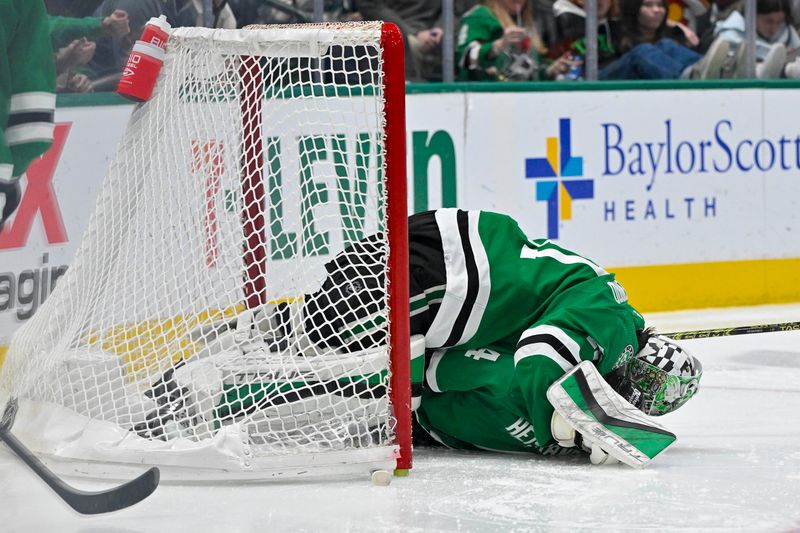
[5,394,398,482]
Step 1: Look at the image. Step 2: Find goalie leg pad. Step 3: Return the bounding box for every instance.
[546,361,677,469]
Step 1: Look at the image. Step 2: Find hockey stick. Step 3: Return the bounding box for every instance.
[0,399,160,515]
[665,321,800,340]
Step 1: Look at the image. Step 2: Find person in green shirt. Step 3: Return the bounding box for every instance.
[456,0,578,80]
[1,0,56,230]
[48,10,130,92]
[48,9,130,50]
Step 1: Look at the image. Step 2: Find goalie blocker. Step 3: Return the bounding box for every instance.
[548,361,677,468]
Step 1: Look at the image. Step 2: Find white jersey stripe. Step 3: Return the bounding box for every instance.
[409,305,428,318]
[421,284,446,297]
[410,285,447,318]
[520,246,608,277]
[425,349,447,393]
[515,325,583,371]
[425,209,466,347]
[515,343,574,372]
[10,92,56,113]
[456,210,491,346]
[467,42,481,68]
[586,336,604,361]
[520,325,582,357]
[6,123,55,146]
[409,293,426,304]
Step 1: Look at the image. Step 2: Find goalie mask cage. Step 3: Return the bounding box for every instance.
[0,22,410,480]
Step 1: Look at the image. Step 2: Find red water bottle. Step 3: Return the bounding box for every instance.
[117,16,171,102]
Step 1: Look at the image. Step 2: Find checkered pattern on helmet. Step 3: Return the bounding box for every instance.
[638,335,695,378]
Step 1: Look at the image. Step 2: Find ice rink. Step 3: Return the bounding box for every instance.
[2,303,799,532]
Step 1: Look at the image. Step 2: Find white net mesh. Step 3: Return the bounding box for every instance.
[0,22,403,479]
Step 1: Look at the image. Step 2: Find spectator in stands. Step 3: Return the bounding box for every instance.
[176,0,238,29]
[715,0,800,77]
[663,0,708,37]
[55,38,96,74]
[456,0,576,81]
[45,0,104,17]
[238,0,358,25]
[47,10,130,93]
[54,38,96,92]
[535,0,561,48]
[359,0,478,82]
[226,0,264,26]
[88,0,180,91]
[48,9,130,49]
[598,0,730,79]
[550,0,621,72]
[694,0,742,53]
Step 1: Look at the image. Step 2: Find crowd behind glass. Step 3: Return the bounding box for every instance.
[45,0,800,92]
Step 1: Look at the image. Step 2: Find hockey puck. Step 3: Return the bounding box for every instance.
[371,469,392,486]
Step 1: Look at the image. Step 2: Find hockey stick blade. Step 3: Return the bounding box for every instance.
[0,426,159,515]
[665,320,800,340]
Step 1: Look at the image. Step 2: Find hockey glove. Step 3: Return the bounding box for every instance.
[0,180,22,231]
[303,234,386,352]
[551,411,619,465]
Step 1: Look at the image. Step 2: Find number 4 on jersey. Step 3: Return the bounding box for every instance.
[464,348,500,361]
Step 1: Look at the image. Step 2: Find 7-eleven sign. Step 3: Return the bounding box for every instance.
[0,123,70,250]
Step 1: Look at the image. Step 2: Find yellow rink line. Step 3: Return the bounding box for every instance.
[0,259,799,371]
[611,257,800,313]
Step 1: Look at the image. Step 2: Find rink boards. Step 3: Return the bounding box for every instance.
[3,82,800,353]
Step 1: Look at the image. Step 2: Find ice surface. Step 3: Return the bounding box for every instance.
[2,304,800,532]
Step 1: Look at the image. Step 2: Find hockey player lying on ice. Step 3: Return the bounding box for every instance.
[258,209,704,467]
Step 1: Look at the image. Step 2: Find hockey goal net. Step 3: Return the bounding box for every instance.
[0,22,410,480]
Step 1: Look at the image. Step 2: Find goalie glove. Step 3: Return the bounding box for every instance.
[551,411,620,465]
[303,234,387,353]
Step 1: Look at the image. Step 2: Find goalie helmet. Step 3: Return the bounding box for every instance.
[608,334,703,416]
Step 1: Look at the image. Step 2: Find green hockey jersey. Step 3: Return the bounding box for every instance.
[1,0,56,184]
[409,209,646,454]
[455,4,548,81]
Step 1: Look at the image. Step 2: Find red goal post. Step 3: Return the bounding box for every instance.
[379,23,412,473]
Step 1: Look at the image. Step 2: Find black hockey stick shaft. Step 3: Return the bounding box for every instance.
[665,321,800,340]
[0,426,159,515]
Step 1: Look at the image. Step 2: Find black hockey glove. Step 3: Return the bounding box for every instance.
[304,234,387,352]
[0,180,22,231]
